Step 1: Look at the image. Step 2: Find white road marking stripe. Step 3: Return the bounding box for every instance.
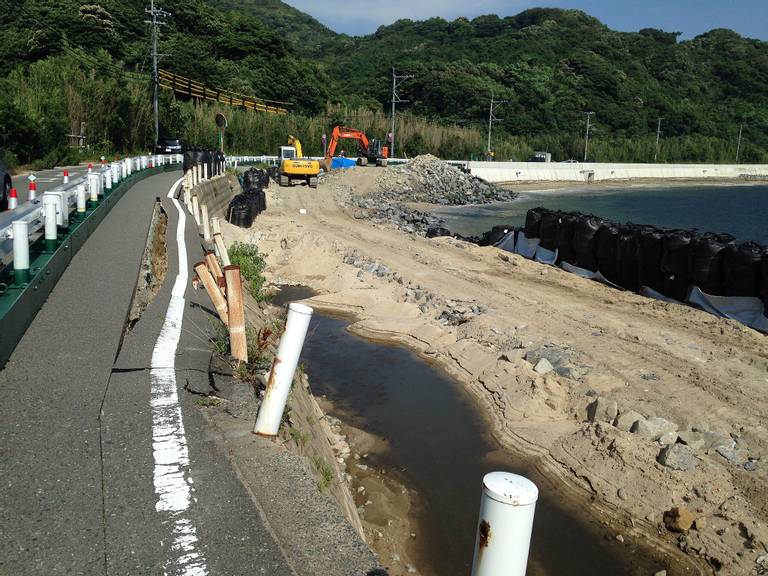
[150,177,209,576]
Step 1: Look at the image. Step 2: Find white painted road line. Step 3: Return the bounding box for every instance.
[150,177,209,576]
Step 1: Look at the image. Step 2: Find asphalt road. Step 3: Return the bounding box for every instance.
[0,170,295,575]
[8,163,90,203]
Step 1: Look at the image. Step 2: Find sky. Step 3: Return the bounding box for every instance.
[284,0,768,41]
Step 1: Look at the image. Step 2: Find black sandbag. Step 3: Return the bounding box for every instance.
[638,226,665,292]
[596,223,620,283]
[479,224,514,247]
[259,190,267,213]
[227,195,254,228]
[555,213,577,264]
[722,241,763,297]
[242,168,262,193]
[661,230,694,301]
[455,234,482,245]
[761,249,768,298]
[426,227,453,239]
[539,210,561,251]
[617,225,641,292]
[572,215,601,271]
[182,148,197,173]
[689,233,734,295]
[524,208,545,239]
[258,169,270,189]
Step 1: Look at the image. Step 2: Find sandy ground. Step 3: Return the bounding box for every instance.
[224,167,768,575]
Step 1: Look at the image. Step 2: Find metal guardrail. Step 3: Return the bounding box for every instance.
[0,154,182,275]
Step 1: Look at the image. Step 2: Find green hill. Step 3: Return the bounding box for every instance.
[0,1,766,164]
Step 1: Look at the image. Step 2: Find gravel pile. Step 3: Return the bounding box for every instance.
[373,154,516,205]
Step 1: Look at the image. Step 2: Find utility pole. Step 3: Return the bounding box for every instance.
[654,117,663,163]
[390,67,414,159]
[487,96,506,160]
[145,0,170,147]
[736,123,744,163]
[583,111,595,162]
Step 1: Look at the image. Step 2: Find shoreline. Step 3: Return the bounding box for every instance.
[223,164,767,575]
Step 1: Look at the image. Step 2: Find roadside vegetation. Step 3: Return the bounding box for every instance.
[228,242,268,302]
[1,2,766,165]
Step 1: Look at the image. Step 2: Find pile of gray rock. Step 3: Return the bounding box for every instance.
[351,199,444,236]
[373,155,516,205]
[587,397,759,473]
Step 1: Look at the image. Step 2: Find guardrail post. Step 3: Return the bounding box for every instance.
[224,265,247,362]
[43,195,59,253]
[203,163,208,181]
[254,302,314,436]
[191,196,201,226]
[88,174,100,208]
[76,184,87,219]
[104,170,112,192]
[194,261,228,325]
[470,472,538,576]
[12,220,30,285]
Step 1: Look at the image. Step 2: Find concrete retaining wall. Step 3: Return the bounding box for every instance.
[191,173,240,219]
[468,161,768,184]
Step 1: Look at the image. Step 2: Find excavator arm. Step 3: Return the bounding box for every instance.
[326,126,369,159]
[287,135,304,158]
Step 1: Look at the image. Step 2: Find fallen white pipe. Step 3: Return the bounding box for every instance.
[254,303,314,436]
[471,472,538,576]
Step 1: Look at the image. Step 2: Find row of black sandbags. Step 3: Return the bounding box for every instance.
[227,168,269,229]
[523,208,768,302]
[183,148,226,177]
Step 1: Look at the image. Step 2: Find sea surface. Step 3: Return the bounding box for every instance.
[432,184,768,245]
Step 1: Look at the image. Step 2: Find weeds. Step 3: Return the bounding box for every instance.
[196,396,222,407]
[208,317,230,356]
[289,427,310,455]
[229,242,270,302]
[312,455,334,492]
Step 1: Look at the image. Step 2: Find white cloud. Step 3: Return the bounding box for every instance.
[285,0,532,34]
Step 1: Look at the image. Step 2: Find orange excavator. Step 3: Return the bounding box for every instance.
[321,126,389,171]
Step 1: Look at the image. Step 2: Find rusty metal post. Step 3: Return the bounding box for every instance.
[471,472,538,576]
[253,303,313,437]
[213,233,231,267]
[224,265,247,363]
[194,261,228,326]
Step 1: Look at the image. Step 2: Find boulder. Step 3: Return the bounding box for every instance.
[587,397,618,423]
[631,416,678,440]
[677,431,706,451]
[534,358,554,375]
[614,409,644,432]
[663,507,696,533]
[658,431,678,446]
[702,431,735,452]
[658,444,697,471]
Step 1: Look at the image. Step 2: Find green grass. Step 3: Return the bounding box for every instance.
[312,455,334,492]
[229,242,270,302]
[208,317,230,356]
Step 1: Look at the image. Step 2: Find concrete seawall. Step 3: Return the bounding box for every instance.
[468,161,768,183]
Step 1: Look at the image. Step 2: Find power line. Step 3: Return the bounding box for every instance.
[390,67,414,159]
[145,0,171,146]
[583,111,595,162]
[487,96,506,157]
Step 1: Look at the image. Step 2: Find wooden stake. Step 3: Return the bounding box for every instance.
[214,233,231,266]
[225,265,247,363]
[194,261,228,326]
[205,251,224,284]
[201,204,211,240]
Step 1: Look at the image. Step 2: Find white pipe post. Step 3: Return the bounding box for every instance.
[203,162,208,181]
[12,220,30,284]
[43,195,58,252]
[76,184,87,216]
[471,472,538,576]
[201,204,211,241]
[104,170,112,191]
[88,173,100,204]
[254,303,314,436]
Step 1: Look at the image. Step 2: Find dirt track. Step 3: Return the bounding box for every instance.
[225,167,768,575]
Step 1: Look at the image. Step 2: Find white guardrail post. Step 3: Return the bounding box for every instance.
[471,472,539,576]
[42,195,58,253]
[12,220,30,285]
[254,303,314,436]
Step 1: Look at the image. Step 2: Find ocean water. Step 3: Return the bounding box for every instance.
[432,184,768,245]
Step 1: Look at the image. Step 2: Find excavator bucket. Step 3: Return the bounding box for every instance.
[319,158,333,172]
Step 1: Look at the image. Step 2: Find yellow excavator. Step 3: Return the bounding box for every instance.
[277,135,320,188]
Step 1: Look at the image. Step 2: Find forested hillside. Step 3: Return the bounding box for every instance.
[0,0,766,166]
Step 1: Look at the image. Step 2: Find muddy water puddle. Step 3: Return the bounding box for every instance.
[272,287,671,576]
